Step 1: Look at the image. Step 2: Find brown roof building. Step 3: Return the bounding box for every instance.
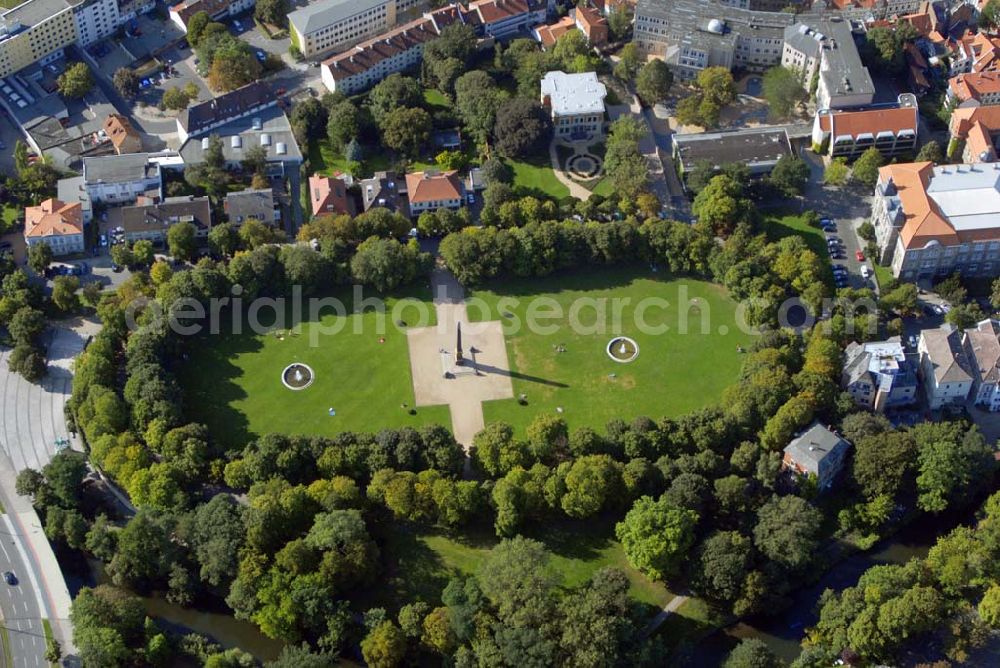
[575,4,608,47]
[812,100,918,159]
[405,170,465,215]
[321,18,440,95]
[948,72,1000,106]
[533,15,576,49]
[103,114,142,155]
[871,161,1000,281]
[949,105,1000,163]
[308,173,353,218]
[24,198,85,255]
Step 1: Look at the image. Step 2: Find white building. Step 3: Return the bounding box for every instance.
[82,153,163,204]
[964,319,1000,412]
[540,70,607,140]
[320,18,438,95]
[919,326,974,410]
[73,0,119,47]
[24,198,85,256]
[289,0,427,60]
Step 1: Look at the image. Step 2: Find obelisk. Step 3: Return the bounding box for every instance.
[455,322,464,365]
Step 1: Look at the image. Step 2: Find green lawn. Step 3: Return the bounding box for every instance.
[307,139,390,179]
[467,266,753,433]
[508,154,570,199]
[364,516,674,613]
[1,203,20,233]
[872,262,895,290]
[179,287,451,448]
[423,89,450,111]
[761,211,829,262]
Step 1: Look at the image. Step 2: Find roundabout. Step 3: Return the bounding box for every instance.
[606,336,639,363]
[281,363,315,390]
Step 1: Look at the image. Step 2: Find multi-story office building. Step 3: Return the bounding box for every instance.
[871,161,1000,281]
[469,0,547,39]
[0,0,78,78]
[633,0,795,81]
[812,96,918,159]
[289,0,427,59]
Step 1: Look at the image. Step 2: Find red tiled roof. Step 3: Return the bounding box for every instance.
[534,16,576,48]
[309,173,352,217]
[825,106,918,140]
[405,170,463,203]
[949,71,1000,102]
[25,199,83,238]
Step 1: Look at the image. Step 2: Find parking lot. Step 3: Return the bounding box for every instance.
[119,14,185,60]
[236,14,293,59]
[0,110,20,172]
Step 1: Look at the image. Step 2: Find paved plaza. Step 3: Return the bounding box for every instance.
[0,318,97,472]
[407,270,514,448]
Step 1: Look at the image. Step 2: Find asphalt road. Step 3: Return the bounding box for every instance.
[0,508,47,668]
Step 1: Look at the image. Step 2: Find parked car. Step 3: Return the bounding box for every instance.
[256,50,267,63]
[908,334,918,348]
[855,250,865,262]
[4,571,15,586]
[860,265,872,279]
[111,263,122,273]
[233,19,243,31]
[100,234,108,247]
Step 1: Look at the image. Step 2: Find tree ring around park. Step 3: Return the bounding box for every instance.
[281,363,315,390]
[606,337,639,363]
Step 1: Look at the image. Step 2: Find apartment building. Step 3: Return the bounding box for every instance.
[176,81,277,143]
[812,96,918,159]
[919,325,974,410]
[949,105,1000,163]
[871,161,1000,281]
[540,70,607,140]
[23,197,85,256]
[289,0,427,60]
[73,0,119,47]
[0,0,78,78]
[225,187,279,225]
[178,108,302,177]
[964,318,1000,412]
[405,170,465,215]
[948,72,1000,107]
[841,337,918,412]
[320,17,438,95]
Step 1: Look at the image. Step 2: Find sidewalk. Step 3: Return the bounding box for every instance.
[0,467,75,659]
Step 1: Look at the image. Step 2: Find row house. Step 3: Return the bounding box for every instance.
[321,18,439,95]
